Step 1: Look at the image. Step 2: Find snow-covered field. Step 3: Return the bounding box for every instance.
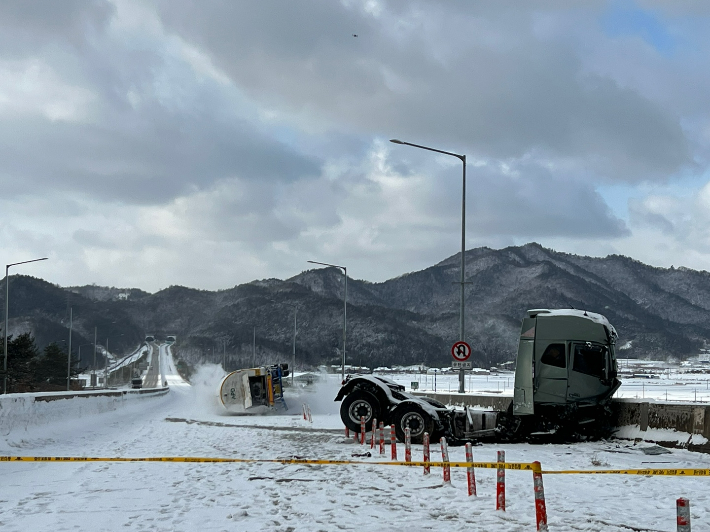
[2,357,710,531]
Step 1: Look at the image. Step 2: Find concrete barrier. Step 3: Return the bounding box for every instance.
[0,387,169,436]
[413,392,710,451]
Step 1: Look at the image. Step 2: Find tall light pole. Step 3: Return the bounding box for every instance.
[307,260,347,382]
[67,307,73,391]
[92,327,97,388]
[390,138,467,393]
[3,257,48,394]
[292,306,297,386]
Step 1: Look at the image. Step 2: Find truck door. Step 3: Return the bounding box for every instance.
[513,317,536,415]
[534,342,568,404]
[568,342,610,401]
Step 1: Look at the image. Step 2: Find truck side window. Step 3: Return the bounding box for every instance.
[540,343,566,368]
[573,343,607,378]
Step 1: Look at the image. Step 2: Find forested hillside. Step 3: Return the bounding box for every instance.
[3,244,709,371]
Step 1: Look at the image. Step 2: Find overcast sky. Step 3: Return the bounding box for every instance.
[2,0,710,292]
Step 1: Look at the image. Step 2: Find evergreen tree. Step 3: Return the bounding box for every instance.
[31,342,84,390]
[31,342,67,388]
[5,333,39,392]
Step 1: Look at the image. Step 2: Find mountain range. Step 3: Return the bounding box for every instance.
[4,243,709,372]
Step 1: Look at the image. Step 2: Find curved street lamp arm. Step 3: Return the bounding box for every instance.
[390,139,465,162]
[307,260,346,272]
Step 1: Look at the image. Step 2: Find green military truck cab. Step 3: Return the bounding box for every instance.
[514,309,620,421]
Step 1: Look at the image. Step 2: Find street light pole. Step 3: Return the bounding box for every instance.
[3,257,48,394]
[307,260,347,382]
[105,337,110,388]
[67,307,73,391]
[390,138,467,393]
[292,306,297,386]
[93,327,97,388]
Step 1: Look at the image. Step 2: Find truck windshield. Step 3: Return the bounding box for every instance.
[572,343,607,379]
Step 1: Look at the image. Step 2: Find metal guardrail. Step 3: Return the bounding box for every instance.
[32,387,169,402]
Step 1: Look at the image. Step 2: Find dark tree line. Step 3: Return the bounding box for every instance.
[3,333,85,393]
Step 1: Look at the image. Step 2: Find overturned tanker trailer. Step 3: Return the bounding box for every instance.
[336,309,621,444]
[219,364,289,412]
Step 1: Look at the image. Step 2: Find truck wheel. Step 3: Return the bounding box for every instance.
[340,390,381,433]
[393,403,434,444]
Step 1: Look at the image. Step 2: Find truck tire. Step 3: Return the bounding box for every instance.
[340,390,381,433]
[393,402,434,444]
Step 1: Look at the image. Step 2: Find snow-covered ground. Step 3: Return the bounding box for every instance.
[2,356,710,531]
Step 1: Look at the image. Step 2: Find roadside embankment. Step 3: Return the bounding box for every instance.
[0,387,169,436]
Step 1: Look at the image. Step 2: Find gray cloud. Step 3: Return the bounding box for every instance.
[0,0,709,291]
[387,152,629,240]
[0,0,114,55]
[628,204,675,235]
[154,1,692,183]
[0,64,321,205]
[474,162,630,238]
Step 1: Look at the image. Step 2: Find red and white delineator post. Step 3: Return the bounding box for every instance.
[390,425,397,460]
[360,416,366,445]
[404,428,412,462]
[423,432,430,475]
[465,442,476,496]
[302,404,307,420]
[677,498,691,532]
[496,451,505,511]
[370,418,377,449]
[379,421,385,455]
[532,461,548,531]
[440,436,451,484]
[345,426,350,438]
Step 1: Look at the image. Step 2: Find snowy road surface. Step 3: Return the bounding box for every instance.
[2,361,710,531]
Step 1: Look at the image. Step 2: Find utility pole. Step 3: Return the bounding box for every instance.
[104,337,110,389]
[67,307,72,391]
[93,327,97,388]
[292,307,297,386]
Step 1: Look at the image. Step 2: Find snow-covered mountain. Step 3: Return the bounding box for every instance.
[5,243,710,370]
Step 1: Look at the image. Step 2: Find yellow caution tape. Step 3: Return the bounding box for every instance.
[542,468,710,476]
[1,457,707,476]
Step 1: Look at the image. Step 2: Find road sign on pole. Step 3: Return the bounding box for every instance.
[451,341,472,362]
